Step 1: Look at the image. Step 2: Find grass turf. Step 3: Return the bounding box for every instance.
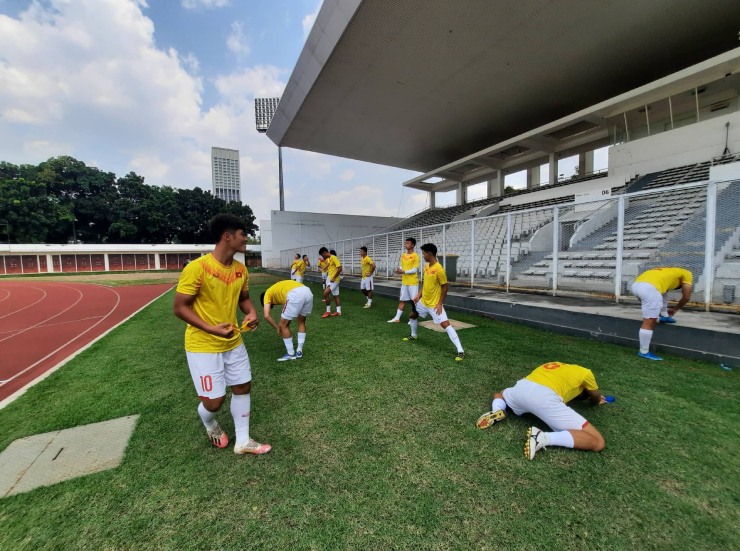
[0,275,738,550]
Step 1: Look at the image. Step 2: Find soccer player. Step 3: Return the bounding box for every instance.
[320,246,342,317]
[476,361,608,460]
[388,237,420,323]
[290,253,305,283]
[359,246,376,308]
[404,243,465,361]
[317,251,329,288]
[173,213,271,455]
[631,267,693,361]
[302,254,311,272]
[260,279,313,361]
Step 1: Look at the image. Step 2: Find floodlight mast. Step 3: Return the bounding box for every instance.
[254,97,284,211]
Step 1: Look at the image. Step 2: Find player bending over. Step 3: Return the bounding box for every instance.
[359,246,376,308]
[261,279,313,361]
[388,237,419,323]
[476,361,608,460]
[173,214,271,455]
[631,267,692,361]
[404,243,465,361]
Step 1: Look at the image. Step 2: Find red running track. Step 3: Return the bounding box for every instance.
[0,281,173,403]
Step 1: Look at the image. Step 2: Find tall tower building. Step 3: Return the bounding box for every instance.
[211,147,241,203]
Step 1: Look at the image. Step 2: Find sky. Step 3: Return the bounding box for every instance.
[0,0,606,231]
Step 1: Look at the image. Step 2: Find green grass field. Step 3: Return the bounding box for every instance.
[1,275,738,550]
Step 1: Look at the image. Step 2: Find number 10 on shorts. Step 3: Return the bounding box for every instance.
[199,375,213,392]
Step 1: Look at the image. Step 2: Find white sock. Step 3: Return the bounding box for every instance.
[409,318,418,337]
[283,337,295,355]
[197,402,217,430]
[337,306,342,314]
[445,325,464,353]
[230,393,251,446]
[297,332,306,352]
[326,305,331,313]
[639,328,652,354]
[368,299,372,305]
[395,308,403,320]
[546,430,574,448]
[492,398,507,411]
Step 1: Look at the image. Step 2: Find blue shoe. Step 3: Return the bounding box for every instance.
[638,351,663,361]
[295,350,303,359]
[277,354,297,362]
[659,316,676,324]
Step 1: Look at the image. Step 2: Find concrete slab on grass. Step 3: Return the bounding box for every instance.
[420,319,476,332]
[0,415,139,498]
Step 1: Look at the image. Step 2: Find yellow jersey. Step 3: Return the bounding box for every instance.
[327,254,342,281]
[526,362,598,403]
[264,280,303,306]
[318,257,328,274]
[176,253,249,353]
[361,255,375,277]
[295,259,306,276]
[421,262,447,308]
[635,267,692,294]
[291,259,301,274]
[400,252,420,285]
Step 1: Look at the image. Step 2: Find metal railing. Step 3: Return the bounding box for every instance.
[279,179,740,311]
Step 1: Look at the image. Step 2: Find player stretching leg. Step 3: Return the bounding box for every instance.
[174,214,271,455]
[476,361,608,460]
[631,267,693,361]
[403,243,465,361]
[359,246,376,308]
[261,279,313,361]
[388,237,419,323]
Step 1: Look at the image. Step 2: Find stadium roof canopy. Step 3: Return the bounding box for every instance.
[267,0,740,190]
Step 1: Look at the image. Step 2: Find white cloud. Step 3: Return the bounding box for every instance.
[0,0,423,227]
[226,20,249,56]
[302,1,321,38]
[181,0,230,9]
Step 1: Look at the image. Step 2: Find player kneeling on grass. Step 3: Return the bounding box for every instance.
[476,361,608,460]
[404,243,465,362]
[261,280,313,362]
[173,213,271,456]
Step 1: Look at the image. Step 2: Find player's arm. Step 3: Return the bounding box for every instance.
[585,389,604,405]
[369,261,376,276]
[668,283,692,316]
[413,282,422,303]
[333,265,342,281]
[174,292,234,337]
[436,283,448,314]
[238,290,260,330]
[262,301,280,332]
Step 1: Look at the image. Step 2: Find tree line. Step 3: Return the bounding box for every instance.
[0,156,258,244]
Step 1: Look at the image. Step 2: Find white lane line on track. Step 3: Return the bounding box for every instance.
[0,284,173,409]
[0,284,121,387]
[0,316,105,337]
[0,286,48,319]
[0,288,11,303]
[0,285,84,343]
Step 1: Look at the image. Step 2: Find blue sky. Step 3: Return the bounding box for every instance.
[0,0,605,228]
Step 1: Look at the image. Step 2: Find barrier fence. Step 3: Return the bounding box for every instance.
[280,179,740,311]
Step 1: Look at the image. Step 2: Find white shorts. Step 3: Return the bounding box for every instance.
[281,286,313,320]
[295,275,304,283]
[400,284,419,301]
[502,379,588,431]
[631,281,667,319]
[186,344,252,399]
[413,301,449,325]
[326,279,340,296]
[361,276,374,291]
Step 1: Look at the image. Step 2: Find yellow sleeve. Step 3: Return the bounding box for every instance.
[582,369,598,391]
[242,267,250,292]
[176,261,203,296]
[437,267,448,285]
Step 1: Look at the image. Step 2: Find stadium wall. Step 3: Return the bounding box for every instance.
[610,112,740,181]
[263,211,401,267]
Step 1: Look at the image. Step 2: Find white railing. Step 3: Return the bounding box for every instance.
[279,179,740,310]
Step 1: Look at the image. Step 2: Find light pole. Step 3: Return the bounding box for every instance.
[254,97,284,211]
